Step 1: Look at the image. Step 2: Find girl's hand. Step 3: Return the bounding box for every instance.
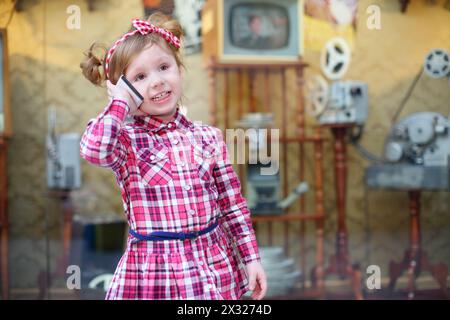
[246,261,267,300]
[106,80,140,115]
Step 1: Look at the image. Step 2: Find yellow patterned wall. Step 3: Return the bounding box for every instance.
[4,0,450,291]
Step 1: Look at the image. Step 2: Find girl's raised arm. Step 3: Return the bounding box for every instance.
[80,99,129,170]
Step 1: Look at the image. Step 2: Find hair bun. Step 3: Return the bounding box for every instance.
[80,42,107,86]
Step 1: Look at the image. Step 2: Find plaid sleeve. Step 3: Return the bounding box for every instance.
[80,99,129,170]
[212,128,260,265]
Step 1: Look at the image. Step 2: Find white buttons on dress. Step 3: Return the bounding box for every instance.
[150,155,156,161]
[167,123,173,128]
[173,139,179,145]
[188,209,195,216]
[184,185,191,191]
[198,261,204,266]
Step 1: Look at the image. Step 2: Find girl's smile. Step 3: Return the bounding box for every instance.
[150,90,172,103]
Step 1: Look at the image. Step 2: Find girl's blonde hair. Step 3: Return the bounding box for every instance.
[80,12,183,86]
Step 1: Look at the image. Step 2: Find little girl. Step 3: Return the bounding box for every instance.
[79,12,266,300]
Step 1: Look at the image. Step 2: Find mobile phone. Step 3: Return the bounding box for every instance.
[116,75,144,108]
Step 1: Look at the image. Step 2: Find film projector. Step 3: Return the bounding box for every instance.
[366,112,450,189]
[306,37,369,125]
[364,48,450,299]
[46,107,82,190]
[366,48,450,190]
[234,113,308,215]
[305,38,368,299]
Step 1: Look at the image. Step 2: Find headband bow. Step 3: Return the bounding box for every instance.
[105,18,181,79]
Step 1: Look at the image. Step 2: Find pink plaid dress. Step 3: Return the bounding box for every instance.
[80,100,260,299]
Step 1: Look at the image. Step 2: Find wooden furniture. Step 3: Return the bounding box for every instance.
[388,190,449,299]
[320,123,363,300]
[1,28,12,300]
[206,57,327,298]
[0,136,9,300]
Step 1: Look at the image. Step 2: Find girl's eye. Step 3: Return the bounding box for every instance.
[134,74,145,82]
[160,64,169,71]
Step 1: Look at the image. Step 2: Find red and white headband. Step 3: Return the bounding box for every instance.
[104,18,181,79]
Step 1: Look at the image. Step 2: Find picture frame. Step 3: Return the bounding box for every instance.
[0,28,12,137]
[218,0,303,63]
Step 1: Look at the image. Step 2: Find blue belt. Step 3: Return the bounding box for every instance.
[129,222,218,242]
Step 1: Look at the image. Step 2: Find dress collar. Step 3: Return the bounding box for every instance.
[133,107,193,133]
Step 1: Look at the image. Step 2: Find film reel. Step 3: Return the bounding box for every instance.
[320,37,351,81]
[423,48,450,79]
[305,74,329,117]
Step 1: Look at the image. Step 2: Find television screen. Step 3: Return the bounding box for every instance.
[229,3,289,51]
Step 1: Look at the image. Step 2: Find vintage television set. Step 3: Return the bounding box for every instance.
[202,0,303,63]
